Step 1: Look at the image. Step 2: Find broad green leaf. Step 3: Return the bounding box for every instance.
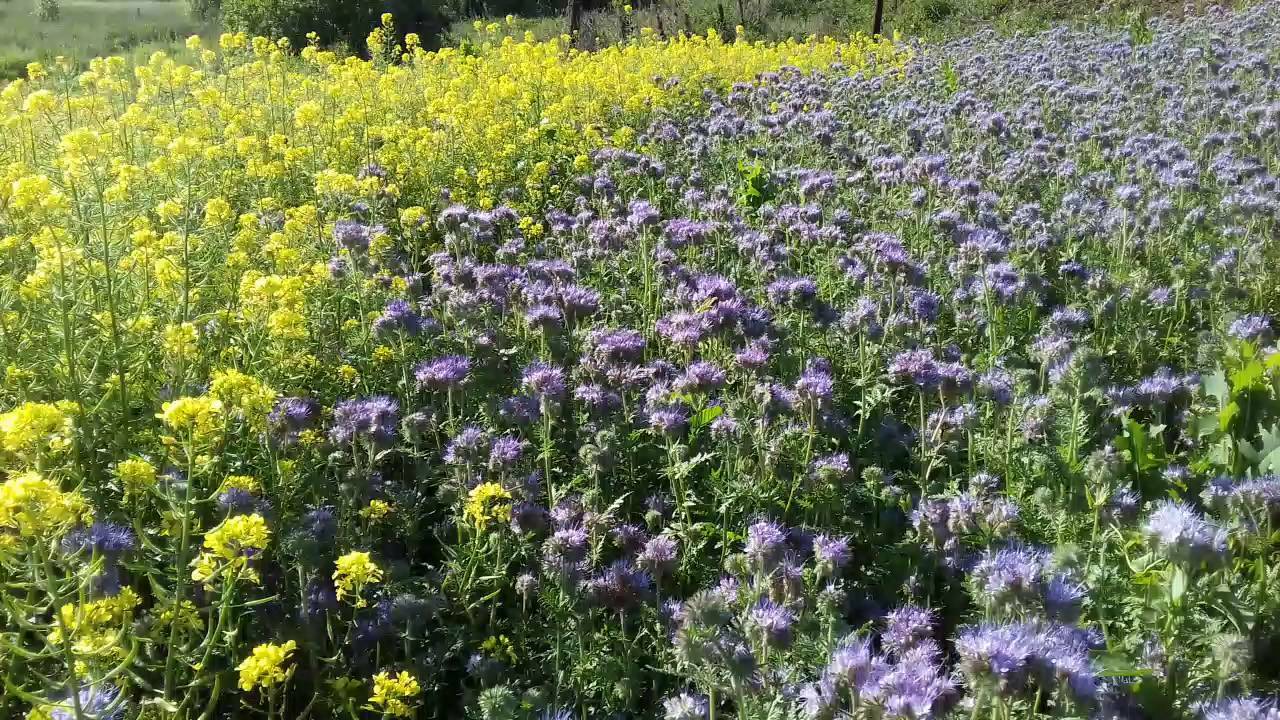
[690,405,724,430]
[1203,370,1230,407]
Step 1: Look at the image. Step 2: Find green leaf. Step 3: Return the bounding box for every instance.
[1096,653,1151,678]
[690,405,724,430]
[1219,400,1241,433]
[1231,360,1265,393]
[1169,566,1187,604]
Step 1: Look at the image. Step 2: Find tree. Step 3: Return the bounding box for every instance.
[35,0,60,22]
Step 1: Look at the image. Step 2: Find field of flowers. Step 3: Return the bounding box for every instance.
[3,2,1280,719]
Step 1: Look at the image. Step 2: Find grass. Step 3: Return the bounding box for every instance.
[445,0,1244,47]
[0,0,215,79]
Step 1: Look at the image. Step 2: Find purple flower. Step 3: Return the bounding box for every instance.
[828,638,877,690]
[268,397,319,446]
[1198,697,1280,720]
[881,605,935,656]
[301,506,337,544]
[796,361,835,407]
[586,560,652,612]
[811,453,851,482]
[334,219,377,254]
[798,677,840,720]
[372,299,425,337]
[955,623,1050,697]
[444,425,489,466]
[488,435,526,469]
[812,534,851,575]
[415,355,471,391]
[62,522,136,557]
[970,545,1051,610]
[889,349,941,390]
[637,535,679,578]
[522,362,567,404]
[675,361,727,395]
[746,599,795,648]
[627,200,661,227]
[1142,500,1229,566]
[649,404,689,437]
[662,693,709,720]
[1230,314,1274,344]
[510,501,548,535]
[588,328,647,365]
[744,520,788,571]
[330,396,399,446]
[50,684,123,720]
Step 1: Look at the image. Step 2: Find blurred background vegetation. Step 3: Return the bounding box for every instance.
[0,0,1241,80]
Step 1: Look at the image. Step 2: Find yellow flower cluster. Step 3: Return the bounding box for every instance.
[115,458,158,496]
[0,25,905,448]
[333,550,382,608]
[0,471,90,538]
[157,396,224,438]
[0,402,73,462]
[209,369,278,431]
[237,640,297,692]
[191,513,271,587]
[464,482,513,532]
[361,499,393,521]
[367,670,421,718]
[48,588,141,666]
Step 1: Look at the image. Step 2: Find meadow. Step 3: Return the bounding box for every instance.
[1,3,1280,720]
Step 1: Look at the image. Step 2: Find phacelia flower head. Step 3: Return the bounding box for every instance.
[1142,500,1229,567]
[330,396,399,446]
[415,355,471,392]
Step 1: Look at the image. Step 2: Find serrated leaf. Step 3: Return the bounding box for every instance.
[1231,360,1265,392]
[1219,400,1240,432]
[1203,370,1230,407]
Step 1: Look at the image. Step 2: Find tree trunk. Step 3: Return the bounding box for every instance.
[872,0,885,36]
[568,0,584,38]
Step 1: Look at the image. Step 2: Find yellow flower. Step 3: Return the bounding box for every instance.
[0,472,90,538]
[0,401,73,458]
[333,550,382,607]
[220,475,259,492]
[481,634,518,663]
[163,322,199,360]
[464,482,512,532]
[192,513,270,586]
[367,671,421,718]
[202,513,270,559]
[361,499,392,521]
[115,458,158,496]
[209,369,277,430]
[157,396,224,437]
[237,640,297,692]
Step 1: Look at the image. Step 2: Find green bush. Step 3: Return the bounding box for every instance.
[220,0,449,50]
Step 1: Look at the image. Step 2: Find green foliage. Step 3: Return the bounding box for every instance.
[35,0,59,22]
[221,0,448,50]
[188,0,222,21]
[735,158,776,211]
[0,0,210,80]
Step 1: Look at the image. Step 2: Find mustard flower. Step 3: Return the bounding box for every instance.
[237,640,297,692]
[368,670,421,718]
[464,482,513,532]
[333,551,382,607]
